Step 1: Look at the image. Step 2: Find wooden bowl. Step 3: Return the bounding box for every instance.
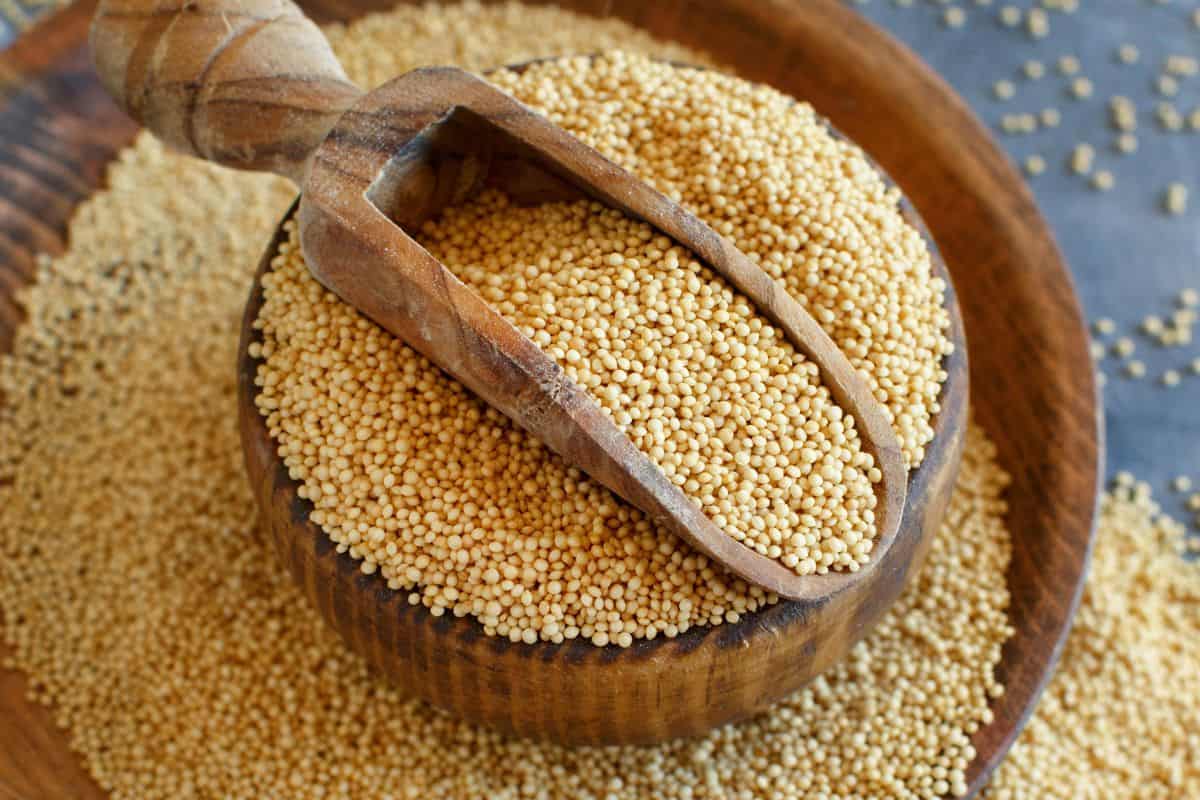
[0,0,1099,796]
[236,187,967,745]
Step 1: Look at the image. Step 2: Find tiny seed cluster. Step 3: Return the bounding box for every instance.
[3,3,1197,798]
[418,189,881,574]
[897,0,1200,211]
[257,51,951,639]
[0,7,1006,799]
[489,55,953,469]
[1091,288,1200,390]
[983,483,1200,799]
[258,221,775,646]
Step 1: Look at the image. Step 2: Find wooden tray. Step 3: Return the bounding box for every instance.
[0,1,1100,797]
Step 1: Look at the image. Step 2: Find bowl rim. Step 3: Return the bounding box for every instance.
[236,64,969,664]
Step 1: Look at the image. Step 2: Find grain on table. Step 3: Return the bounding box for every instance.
[1,8,1004,798]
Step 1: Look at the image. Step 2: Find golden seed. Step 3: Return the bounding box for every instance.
[1071,143,1095,174]
[943,6,967,27]
[1165,183,1189,215]
[986,486,1200,797]
[1115,133,1139,154]
[1026,8,1050,38]
[1091,170,1114,191]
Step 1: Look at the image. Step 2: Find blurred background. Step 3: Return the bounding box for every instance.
[3,0,1198,519]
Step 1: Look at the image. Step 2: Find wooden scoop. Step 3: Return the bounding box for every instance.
[90,0,906,599]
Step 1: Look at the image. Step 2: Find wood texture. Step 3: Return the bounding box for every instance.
[0,0,1100,796]
[299,64,907,600]
[244,194,962,744]
[90,0,361,182]
[90,0,907,598]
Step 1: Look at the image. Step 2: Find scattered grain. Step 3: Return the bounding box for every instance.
[984,486,1200,798]
[0,12,1010,798]
[1165,55,1198,77]
[1024,154,1047,176]
[1157,102,1184,131]
[1002,112,1039,133]
[943,6,967,28]
[1165,182,1189,215]
[1109,95,1137,132]
[1057,54,1080,75]
[1115,133,1139,154]
[1026,7,1050,38]
[1071,142,1095,174]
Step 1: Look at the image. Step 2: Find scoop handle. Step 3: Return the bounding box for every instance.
[90,0,362,183]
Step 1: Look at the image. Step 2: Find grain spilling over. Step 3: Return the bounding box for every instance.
[984,485,1200,798]
[0,5,1007,798]
[255,52,951,631]
[0,165,1013,793]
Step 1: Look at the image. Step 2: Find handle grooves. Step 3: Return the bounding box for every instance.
[91,0,362,182]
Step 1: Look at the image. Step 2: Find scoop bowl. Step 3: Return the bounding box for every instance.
[237,180,967,747]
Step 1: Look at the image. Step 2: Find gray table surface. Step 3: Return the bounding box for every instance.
[2,0,1198,522]
[851,0,1200,525]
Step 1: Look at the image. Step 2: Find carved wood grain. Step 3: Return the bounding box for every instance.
[90,0,908,599]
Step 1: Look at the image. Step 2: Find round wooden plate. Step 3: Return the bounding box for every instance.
[0,0,1099,797]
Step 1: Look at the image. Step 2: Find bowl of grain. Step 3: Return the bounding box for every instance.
[238,51,968,746]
